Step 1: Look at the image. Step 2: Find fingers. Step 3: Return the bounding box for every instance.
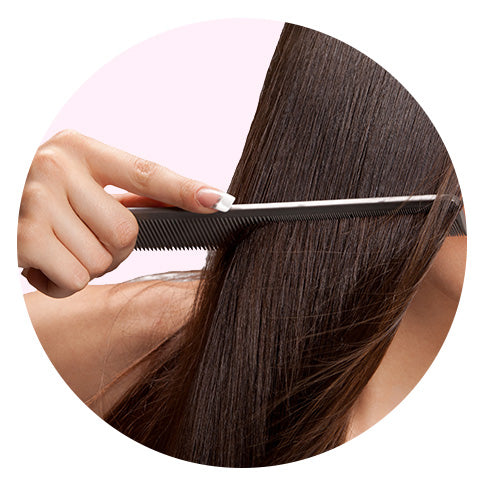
[51,203,113,278]
[19,130,236,297]
[19,226,90,297]
[22,267,81,298]
[19,194,126,298]
[67,178,138,264]
[80,135,235,213]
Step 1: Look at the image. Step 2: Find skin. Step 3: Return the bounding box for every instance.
[24,235,466,424]
[347,235,467,439]
[25,278,199,416]
[20,132,467,435]
[18,130,228,298]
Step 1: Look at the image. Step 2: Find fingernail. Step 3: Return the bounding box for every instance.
[196,188,235,212]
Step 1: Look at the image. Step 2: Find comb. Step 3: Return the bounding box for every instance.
[129,194,466,251]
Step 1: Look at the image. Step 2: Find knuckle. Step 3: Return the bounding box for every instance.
[132,157,158,187]
[52,129,80,143]
[21,182,49,205]
[32,146,64,176]
[33,130,81,175]
[110,216,138,250]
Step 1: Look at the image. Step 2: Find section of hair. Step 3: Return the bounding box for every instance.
[105,24,461,466]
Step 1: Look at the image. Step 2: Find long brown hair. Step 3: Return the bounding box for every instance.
[105,23,462,467]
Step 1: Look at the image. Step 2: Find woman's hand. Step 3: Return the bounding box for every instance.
[18,130,234,298]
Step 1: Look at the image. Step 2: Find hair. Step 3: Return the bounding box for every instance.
[104,24,461,467]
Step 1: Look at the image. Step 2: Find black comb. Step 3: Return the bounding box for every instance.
[129,195,466,251]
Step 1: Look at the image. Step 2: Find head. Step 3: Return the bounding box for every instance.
[105,23,462,467]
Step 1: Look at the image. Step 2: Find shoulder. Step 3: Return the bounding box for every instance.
[24,279,198,416]
[108,277,199,338]
[25,283,115,324]
[25,279,197,346]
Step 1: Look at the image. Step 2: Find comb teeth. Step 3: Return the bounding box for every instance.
[130,196,465,251]
[135,211,256,250]
[449,209,467,236]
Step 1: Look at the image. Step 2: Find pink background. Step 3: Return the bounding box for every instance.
[21,19,283,293]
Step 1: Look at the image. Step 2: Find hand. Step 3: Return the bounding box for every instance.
[18,130,234,298]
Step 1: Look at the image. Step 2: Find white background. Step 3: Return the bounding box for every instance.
[1,1,479,478]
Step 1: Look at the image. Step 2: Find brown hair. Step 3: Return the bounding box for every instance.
[105,24,461,466]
